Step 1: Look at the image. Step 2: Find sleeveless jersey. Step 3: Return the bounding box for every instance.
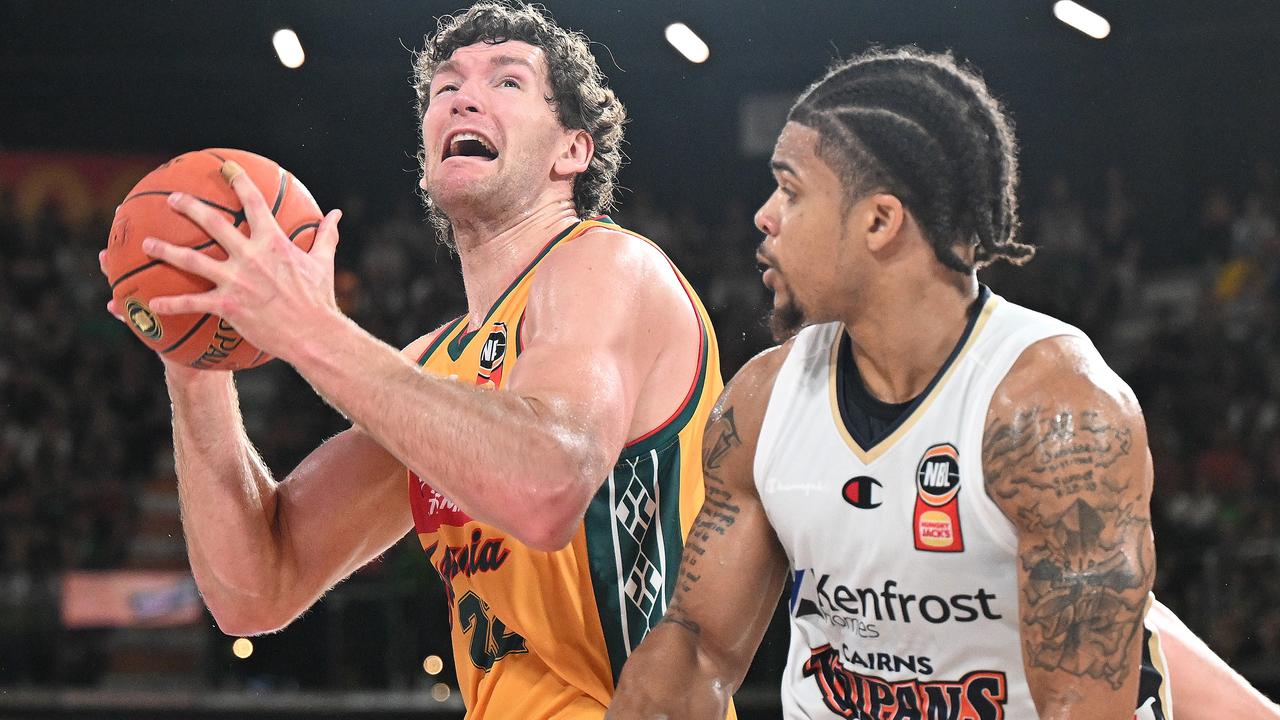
[408,217,726,719]
[754,288,1172,720]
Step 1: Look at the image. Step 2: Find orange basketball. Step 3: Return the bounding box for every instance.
[103,149,322,371]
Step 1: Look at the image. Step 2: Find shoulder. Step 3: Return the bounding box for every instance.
[535,225,677,291]
[399,317,462,363]
[988,334,1142,424]
[982,333,1151,508]
[523,225,694,339]
[711,341,797,443]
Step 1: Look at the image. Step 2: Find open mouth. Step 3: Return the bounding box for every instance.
[443,131,499,161]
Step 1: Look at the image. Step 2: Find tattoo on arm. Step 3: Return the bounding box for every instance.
[660,608,702,636]
[984,406,1153,691]
[678,407,744,594]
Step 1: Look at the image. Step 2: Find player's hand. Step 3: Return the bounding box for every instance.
[97,248,126,322]
[140,160,344,365]
[98,246,217,381]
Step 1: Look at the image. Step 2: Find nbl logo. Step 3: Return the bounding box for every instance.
[916,444,961,504]
[914,443,965,552]
[476,321,508,388]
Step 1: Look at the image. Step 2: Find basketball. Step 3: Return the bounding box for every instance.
[103,148,323,371]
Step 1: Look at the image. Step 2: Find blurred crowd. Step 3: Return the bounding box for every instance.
[2,162,1279,693]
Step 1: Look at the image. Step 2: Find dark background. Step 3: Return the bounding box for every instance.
[2,1,1279,717]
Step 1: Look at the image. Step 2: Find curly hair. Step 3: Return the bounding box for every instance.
[789,47,1033,271]
[412,1,626,244]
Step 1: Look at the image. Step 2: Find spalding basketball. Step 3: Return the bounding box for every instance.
[103,148,322,370]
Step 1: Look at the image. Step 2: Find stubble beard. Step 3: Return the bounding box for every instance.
[768,283,807,342]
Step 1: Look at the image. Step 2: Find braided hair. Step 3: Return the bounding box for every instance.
[789,47,1034,271]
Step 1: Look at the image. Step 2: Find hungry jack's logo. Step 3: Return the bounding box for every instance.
[803,645,1007,719]
[476,321,508,388]
[914,443,964,552]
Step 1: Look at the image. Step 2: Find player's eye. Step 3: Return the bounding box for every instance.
[499,78,521,89]
[435,83,458,96]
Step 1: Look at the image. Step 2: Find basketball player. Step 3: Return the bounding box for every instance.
[608,48,1280,719]
[101,3,728,718]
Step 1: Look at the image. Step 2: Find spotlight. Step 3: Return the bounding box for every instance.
[664,23,710,64]
[272,28,306,68]
[1053,1,1111,39]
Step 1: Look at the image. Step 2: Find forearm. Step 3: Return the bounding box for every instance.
[609,621,734,719]
[287,312,601,547]
[167,369,286,622]
[1149,600,1280,719]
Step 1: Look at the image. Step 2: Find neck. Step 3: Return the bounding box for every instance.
[843,267,979,404]
[453,200,581,324]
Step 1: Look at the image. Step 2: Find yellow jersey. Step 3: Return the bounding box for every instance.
[407,217,728,719]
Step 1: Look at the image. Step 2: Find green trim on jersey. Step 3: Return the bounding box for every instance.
[584,438,687,683]
[445,218,612,361]
[618,314,710,460]
[417,315,466,367]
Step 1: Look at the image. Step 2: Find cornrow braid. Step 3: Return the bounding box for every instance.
[789,47,1034,271]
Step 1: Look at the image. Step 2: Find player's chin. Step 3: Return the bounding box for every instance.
[768,295,807,343]
[425,170,496,206]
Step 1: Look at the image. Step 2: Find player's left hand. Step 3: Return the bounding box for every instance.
[142,160,344,365]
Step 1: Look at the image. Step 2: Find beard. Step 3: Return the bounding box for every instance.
[769,298,806,342]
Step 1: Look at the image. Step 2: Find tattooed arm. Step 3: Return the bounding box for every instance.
[607,345,793,719]
[983,336,1155,720]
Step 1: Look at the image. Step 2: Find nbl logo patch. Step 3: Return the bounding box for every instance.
[914,443,964,552]
[476,321,508,388]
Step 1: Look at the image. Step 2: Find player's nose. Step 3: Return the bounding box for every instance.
[449,86,483,116]
[754,199,778,237]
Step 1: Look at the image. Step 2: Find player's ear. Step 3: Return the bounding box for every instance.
[553,129,593,177]
[862,192,906,253]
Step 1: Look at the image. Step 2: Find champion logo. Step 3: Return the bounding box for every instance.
[842,476,882,509]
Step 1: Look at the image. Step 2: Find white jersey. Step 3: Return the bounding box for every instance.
[754,289,1172,720]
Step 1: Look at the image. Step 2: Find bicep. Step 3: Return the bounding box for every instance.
[984,342,1156,715]
[269,333,443,610]
[275,427,413,605]
[505,237,678,473]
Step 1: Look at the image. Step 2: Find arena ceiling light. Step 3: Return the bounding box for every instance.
[664,23,710,64]
[272,28,306,69]
[1052,1,1111,39]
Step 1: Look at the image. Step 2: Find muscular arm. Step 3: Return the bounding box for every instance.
[608,345,792,719]
[983,336,1156,719]
[282,231,694,551]
[170,339,430,635]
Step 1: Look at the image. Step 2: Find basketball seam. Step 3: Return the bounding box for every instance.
[271,169,287,215]
[109,238,220,291]
[120,191,240,218]
[160,313,214,354]
[289,221,319,239]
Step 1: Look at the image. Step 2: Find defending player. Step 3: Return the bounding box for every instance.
[108,3,727,717]
[609,48,1280,719]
